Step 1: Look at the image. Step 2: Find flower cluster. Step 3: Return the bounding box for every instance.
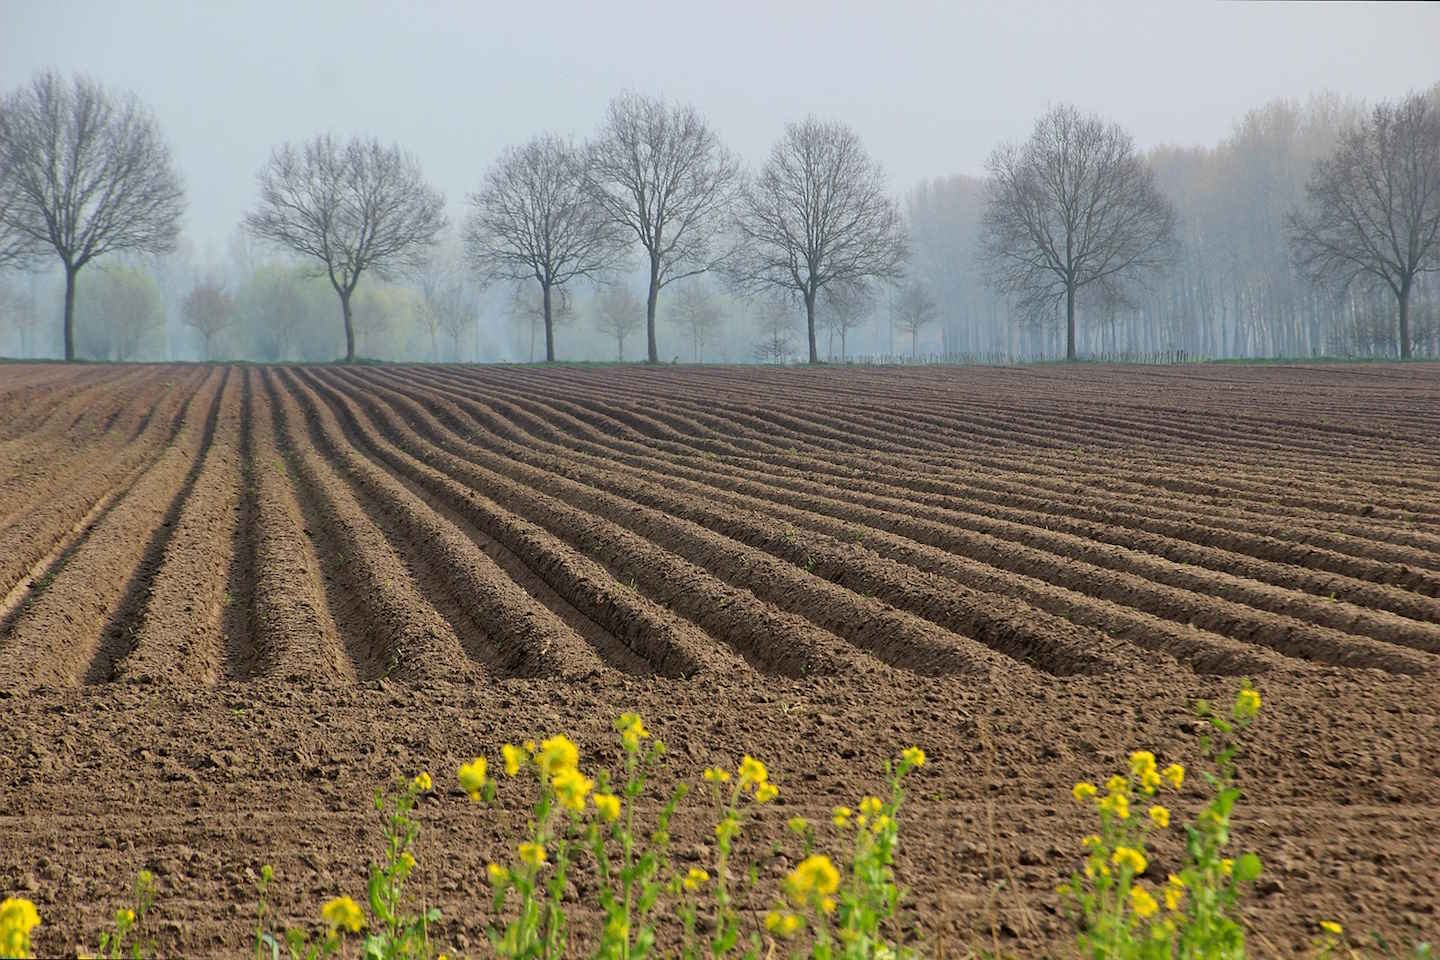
[1,898,40,959]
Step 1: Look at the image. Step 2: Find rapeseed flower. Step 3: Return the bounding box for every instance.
[1161,763,1185,789]
[321,896,365,933]
[593,792,621,822]
[1072,781,1097,803]
[1148,805,1170,828]
[487,863,509,884]
[502,744,526,777]
[1320,921,1343,936]
[683,867,709,892]
[833,806,853,827]
[1130,885,1159,919]
[518,842,547,867]
[1098,791,1130,820]
[537,735,579,779]
[1235,687,1261,719]
[410,771,432,792]
[617,713,649,752]
[458,758,488,801]
[764,910,803,937]
[787,854,841,900]
[738,756,768,787]
[754,782,779,803]
[552,766,594,813]
[901,746,926,767]
[703,767,730,783]
[1111,846,1147,874]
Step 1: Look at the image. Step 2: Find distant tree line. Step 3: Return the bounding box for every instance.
[1,69,1437,363]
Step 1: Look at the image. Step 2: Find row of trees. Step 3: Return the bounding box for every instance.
[2,70,1437,363]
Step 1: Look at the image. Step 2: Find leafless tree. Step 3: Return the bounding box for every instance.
[587,93,741,363]
[730,117,908,364]
[245,134,445,361]
[181,276,234,360]
[981,104,1176,361]
[1288,92,1440,359]
[413,248,471,361]
[508,281,574,362]
[0,72,184,360]
[892,281,938,358]
[819,281,872,361]
[465,134,619,363]
[752,297,797,364]
[592,284,643,361]
[672,282,724,362]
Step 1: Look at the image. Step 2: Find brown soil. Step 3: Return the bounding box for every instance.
[0,362,1437,957]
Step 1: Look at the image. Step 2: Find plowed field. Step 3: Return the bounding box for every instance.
[1,362,1437,955]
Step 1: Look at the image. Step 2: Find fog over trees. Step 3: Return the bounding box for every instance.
[0,62,1437,363]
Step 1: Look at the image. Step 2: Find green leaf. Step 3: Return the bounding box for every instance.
[1234,853,1262,883]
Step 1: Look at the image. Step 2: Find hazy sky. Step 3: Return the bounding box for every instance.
[3,0,1438,257]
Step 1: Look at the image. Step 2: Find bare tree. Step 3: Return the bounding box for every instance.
[0,72,184,360]
[181,277,234,360]
[588,93,741,363]
[465,134,619,362]
[672,282,724,362]
[413,246,472,361]
[981,104,1176,360]
[508,282,574,362]
[819,281,872,361]
[752,297,797,364]
[731,117,908,364]
[245,134,445,361]
[592,284,643,361]
[892,281,938,358]
[1289,92,1440,359]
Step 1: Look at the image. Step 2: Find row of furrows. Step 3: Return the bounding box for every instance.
[366,364,1436,675]
[449,366,1440,573]
[4,362,1436,687]
[482,365,1440,518]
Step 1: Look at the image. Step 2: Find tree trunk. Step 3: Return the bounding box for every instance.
[1065,284,1077,361]
[340,288,356,362]
[616,331,624,362]
[912,327,918,359]
[645,256,661,364]
[840,327,847,362]
[542,282,555,363]
[805,289,819,364]
[1398,279,1413,360]
[63,265,78,361]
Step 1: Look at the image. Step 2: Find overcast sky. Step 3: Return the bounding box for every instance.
[3,0,1438,256]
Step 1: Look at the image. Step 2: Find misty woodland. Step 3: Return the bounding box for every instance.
[0,72,1437,365]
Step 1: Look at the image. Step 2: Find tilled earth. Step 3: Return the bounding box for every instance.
[0,361,1437,955]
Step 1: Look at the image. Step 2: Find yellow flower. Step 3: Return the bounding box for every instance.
[683,867,709,892]
[458,757,488,800]
[410,771,432,792]
[1164,883,1185,912]
[115,908,136,927]
[833,806,853,827]
[1161,763,1185,789]
[538,735,580,779]
[1084,858,1110,880]
[502,744,526,777]
[764,910,804,937]
[738,755,768,787]
[523,739,537,753]
[703,767,730,783]
[605,916,629,940]
[321,896,365,933]
[870,814,893,833]
[1220,858,1234,878]
[1148,805,1170,829]
[1320,921,1343,936]
[1098,792,1129,820]
[617,712,650,752]
[0,898,41,934]
[486,863,509,884]
[1235,687,1261,720]
[787,816,809,834]
[754,782,779,803]
[1111,846,1147,874]
[593,793,621,822]
[821,896,837,914]
[901,746,926,767]
[787,854,841,900]
[552,766,594,813]
[398,851,416,873]
[518,842,548,867]
[859,795,884,817]
[1139,768,1161,795]
[1081,834,1102,849]
[1072,781,1098,803]
[1129,751,1157,778]
[1130,885,1159,919]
